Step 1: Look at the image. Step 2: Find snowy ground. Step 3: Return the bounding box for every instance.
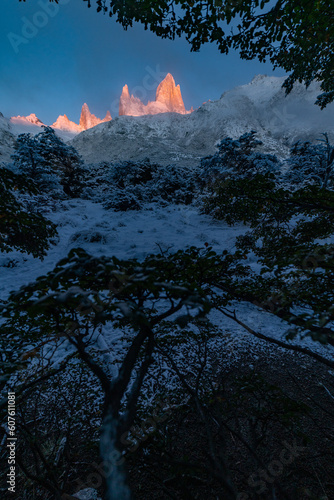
[1,198,333,372]
[0,200,246,299]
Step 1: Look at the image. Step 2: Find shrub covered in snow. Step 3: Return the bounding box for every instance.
[283,133,334,189]
[202,132,334,224]
[82,158,202,210]
[201,130,280,183]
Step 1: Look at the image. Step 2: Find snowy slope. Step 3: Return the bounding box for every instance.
[72,75,334,166]
[1,199,333,373]
[0,201,246,300]
[9,118,78,142]
[0,114,78,161]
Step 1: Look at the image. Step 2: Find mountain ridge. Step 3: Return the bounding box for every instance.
[8,103,112,137]
[71,75,334,166]
[1,75,333,166]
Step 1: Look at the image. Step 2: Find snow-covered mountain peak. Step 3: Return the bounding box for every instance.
[250,74,269,84]
[26,113,44,125]
[72,74,334,167]
[10,113,45,127]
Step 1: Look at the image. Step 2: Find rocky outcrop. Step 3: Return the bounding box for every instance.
[155,73,187,114]
[119,73,192,116]
[53,104,112,133]
[79,103,111,130]
[119,85,146,116]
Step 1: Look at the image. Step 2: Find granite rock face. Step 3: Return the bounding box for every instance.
[52,104,112,133]
[79,103,112,130]
[119,73,191,116]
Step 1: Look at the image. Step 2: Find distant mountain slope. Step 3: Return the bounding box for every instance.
[0,113,15,162]
[1,75,333,167]
[0,112,78,161]
[72,75,334,166]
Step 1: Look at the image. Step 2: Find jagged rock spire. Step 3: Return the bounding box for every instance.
[119,73,191,116]
[155,73,186,114]
[52,104,112,133]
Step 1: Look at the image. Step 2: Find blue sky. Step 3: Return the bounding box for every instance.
[0,0,286,124]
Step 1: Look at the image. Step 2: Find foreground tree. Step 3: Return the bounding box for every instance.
[0,166,57,258]
[2,244,334,497]
[11,133,50,182]
[203,132,334,348]
[12,127,84,197]
[36,127,84,197]
[2,248,239,499]
[285,133,334,189]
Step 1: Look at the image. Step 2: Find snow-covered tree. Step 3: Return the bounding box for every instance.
[202,132,334,346]
[35,127,84,197]
[12,127,84,197]
[201,131,280,182]
[284,133,334,189]
[152,163,201,204]
[82,158,201,210]
[11,133,54,187]
[0,166,57,258]
[1,247,213,500]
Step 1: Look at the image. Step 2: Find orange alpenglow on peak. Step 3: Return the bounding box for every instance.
[10,113,45,127]
[119,73,192,116]
[52,114,82,134]
[103,111,112,122]
[52,103,112,133]
[79,103,110,130]
[121,85,130,99]
[155,73,186,113]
